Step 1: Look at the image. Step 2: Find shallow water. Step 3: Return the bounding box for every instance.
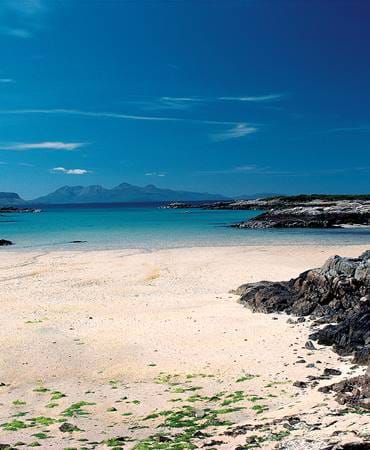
[1,203,369,250]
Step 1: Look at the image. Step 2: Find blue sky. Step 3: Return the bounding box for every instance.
[0,0,369,199]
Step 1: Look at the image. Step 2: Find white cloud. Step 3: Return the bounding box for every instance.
[0,109,259,141]
[326,125,370,133]
[0,78,15,83]
[156,97,202,110]
[0,108,241,126]
[145,172,166,177]
[210,123,257,141]
[196,165,260,175]
[134,94,283,110]
[0,27,31,38]
[218,94,283,102]
[0,0,46,38]
[197,165,370,177]
[4,0,43,16]
[0,141,87,151]
[51,167,90,175]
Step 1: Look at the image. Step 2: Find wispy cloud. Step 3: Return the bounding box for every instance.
[51,167,90,175]
[196,165,260,175]
[145,172,166,177]
[0,108,257,141]
[326,125,370,133]
[134,94,283,111]
[4,0,43,15]
[197,165,370,176]
[218,94,283,102]
[155,97,201,110]
[210,123,257,141]
[0,0,46,38]
[0,26,31,38]
[0,141,87,151]
[0,108,200,123]
[0,78,15,83]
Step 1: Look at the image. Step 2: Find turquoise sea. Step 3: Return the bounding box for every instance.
[1,203,369,250]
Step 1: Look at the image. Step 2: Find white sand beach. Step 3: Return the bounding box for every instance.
[0,244,368,449]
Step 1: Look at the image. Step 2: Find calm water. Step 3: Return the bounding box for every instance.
[1,203,369,250]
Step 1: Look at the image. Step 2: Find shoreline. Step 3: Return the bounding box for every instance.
[0,244,368,448]
[2,240,369,254]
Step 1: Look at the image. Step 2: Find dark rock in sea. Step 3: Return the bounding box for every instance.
[235,250,370,363]
[232,201,370,229]
[0,206,40,213]
[69,240,87,244]
[0,239,13,246]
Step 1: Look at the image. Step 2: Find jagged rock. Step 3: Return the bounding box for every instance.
[232,202,370,229]
[320,366,370,410]
[236,251,370,363]
[305,341,316,350]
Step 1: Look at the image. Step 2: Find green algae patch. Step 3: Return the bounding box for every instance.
[104,436,130,447]
[12,411,28,417]
[236,373,260,383]
[32,432,50,439]
[61,401,96,417]
[27,416,56,426]
[221,390,245,406]
[1,419,28,431]
[46,402,59,408]
[33,386,49,393]
[251,404,269,414]
[51,390,66,400]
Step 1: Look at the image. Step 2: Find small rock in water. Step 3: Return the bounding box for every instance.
[0,239,13,246]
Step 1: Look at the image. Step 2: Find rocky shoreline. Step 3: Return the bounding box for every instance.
[167,196,370,229]
[0,206,40,214]
[235,250,370,364]
[214,250,370,449]
[232,203,370,229]
[234,250,370,418]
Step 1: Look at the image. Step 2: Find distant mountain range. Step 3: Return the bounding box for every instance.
[0,183,279,206]
[0,192,25,205]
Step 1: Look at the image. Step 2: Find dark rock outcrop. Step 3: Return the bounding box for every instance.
[0,239,13,246]
[235,250,370,363]
[232,203,370,229]
[321,366,370,410]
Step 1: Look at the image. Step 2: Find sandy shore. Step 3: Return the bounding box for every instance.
[0,244,368,449]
